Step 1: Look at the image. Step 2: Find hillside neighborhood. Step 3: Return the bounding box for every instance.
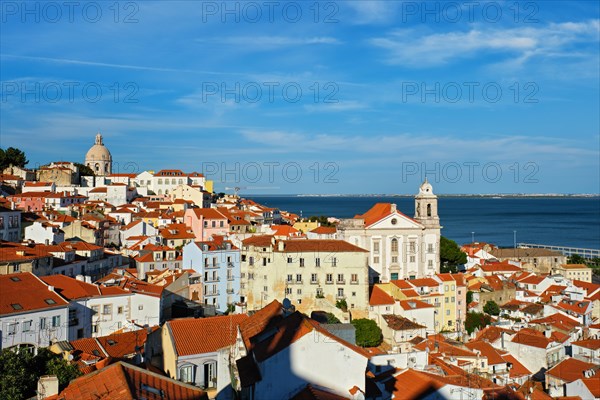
[0,138,599,400]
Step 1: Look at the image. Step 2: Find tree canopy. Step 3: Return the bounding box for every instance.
[351,318,383,347]
[440,236,467,273]
[0,147,28,170]
[0,348,81,399]
[465,312,491,335]
[73,162,95,176]
[483,300,501,316]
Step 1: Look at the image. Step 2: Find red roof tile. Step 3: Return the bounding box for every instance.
[0,272,68,315]
[57,361,207,400]
[546,358,597,383]
[369,286,395,306]
[168,314,249,356]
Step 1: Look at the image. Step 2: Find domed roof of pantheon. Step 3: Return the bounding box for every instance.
[86,133,112,161]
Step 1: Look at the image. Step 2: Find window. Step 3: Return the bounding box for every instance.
[299,258,305,267]
[52,315,61,327]
[326,273,333,283]
[409,242,416,252]
[351,274,358,283]
[297,288,302,295]
[264,286,268,292]
[103,305,112,315]
[446,310,450,316]
[451,297,455,302]
[445,297,449,303]
[410,256,415,263]
[337,274,344,283]
[287,274,293,283]
[285,287,292,295]
[249,257,254,266]
[138,305,144,310]
[311,273,318,283]
[337,288,344,297]
[117,306,123,314]
[287,257,292,264]
[391,239,398,253]
[8,323,17,335]
[373,242,380,253]
[445,285,448,291]
[428,260,433,267]
[332,257,337,267]
[92,324,98,334]
[374,256,379,264]
[40,317,46,330]
[315,258,320,267]
[428,243,434,253]
[296,274,302,283]
[23,320,32,332]
[316,287,323,297]
[180,365,194,384]
[392,256,398,263]
[391,272,399,280]
[352,292,356,297]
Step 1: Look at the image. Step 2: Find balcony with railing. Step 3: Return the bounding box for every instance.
[226,288,235,294]
[336,279,346,285]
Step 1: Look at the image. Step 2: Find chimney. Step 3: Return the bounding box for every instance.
[76,275,84,281]
[278,241,285,251]
[37,375,59,399]
[47,285,54,292]
[391,204,397,212]
[544,326,552,338]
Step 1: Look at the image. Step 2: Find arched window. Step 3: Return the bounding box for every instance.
[95,163,99,171]
[391,238,398,253]
[105,163,109,172]
[427,203,432,217]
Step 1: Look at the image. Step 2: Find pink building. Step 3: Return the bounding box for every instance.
[184,208,229,241]
[8,191,50,211]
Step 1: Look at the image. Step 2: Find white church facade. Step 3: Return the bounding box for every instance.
[337,179,441,283]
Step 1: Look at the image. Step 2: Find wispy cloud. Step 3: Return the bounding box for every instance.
[370,20,600,67]
[195,36,341,50]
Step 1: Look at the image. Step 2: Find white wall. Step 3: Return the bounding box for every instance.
[0,306,69,350]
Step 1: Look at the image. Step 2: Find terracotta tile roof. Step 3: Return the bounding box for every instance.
[572,280,600,295]
[71,337,108,358]
[571,339,600,350]
[168,314,248,356]
[546,358,597,383]
[399,299,434,310]
[41,275,105,299]
[271,224,300,236]
[355,203,417,227]
[97,328,158,359]
[414,338,477,358]
[241,235,275,248]
[407,278,440,288]
[189,207,227,220]
[465,341,506,365]
[386,369,443,399]
[511,331,553,349]
[0,272,68,315]
[480,260,522,272]
[56,361,208,400]
[582,377,600,397]
[309,226,337,234]
[560,263,589,270]
[382,315,426,331]
[502,354,531,377]
[390,279,413,290]
[369,286,395,306]
[555,299,592,315]
[239,300,283,350]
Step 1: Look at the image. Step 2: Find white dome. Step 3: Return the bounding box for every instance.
[85,133,112,161]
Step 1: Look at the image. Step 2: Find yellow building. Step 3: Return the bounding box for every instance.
[555,263,593,283]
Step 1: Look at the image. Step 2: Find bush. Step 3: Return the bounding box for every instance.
[335,299,347,311]
[351,319,383,347]
[465,312,491,334]
[483,300,500,316]
[326,313,341,324]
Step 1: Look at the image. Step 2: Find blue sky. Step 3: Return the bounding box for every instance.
[1,1,599,194]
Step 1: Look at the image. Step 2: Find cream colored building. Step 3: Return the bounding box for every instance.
[555,264,593,283]
[85,132,112,176]
[240,236,370,318]
[337,179,441,283]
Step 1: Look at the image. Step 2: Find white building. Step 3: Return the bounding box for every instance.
[337,179,441,283]
[24,221,65,244]
[0,204,21,242]
[0,272,70,352]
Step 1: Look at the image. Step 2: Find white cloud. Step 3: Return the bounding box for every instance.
[370,20,600,67]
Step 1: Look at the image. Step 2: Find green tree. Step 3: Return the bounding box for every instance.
[483,300,501,316]
[568,254,586,265]
[73,162,95,176]
[466,291,474,305]
[46,357,81,389]
[335,299,348,312]
[0,348,37,400]
[0,147,29,170]
[326,313,341,324]
[440,236,467,273]
[465,312,491,335]
[351,318,383,347]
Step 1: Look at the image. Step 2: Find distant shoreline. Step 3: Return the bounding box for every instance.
[248,194,600,198]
